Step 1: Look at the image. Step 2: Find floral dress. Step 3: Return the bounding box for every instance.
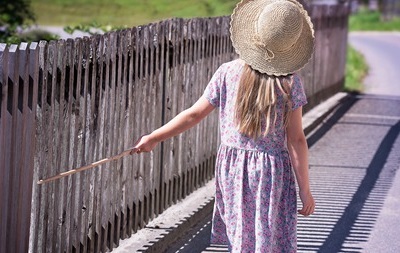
[203,59,308,253]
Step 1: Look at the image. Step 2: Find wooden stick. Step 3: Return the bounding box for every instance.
[37,147,136,185]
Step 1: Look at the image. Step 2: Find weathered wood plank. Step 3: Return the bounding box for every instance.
[100,33,112,252]
[113,30,125,246]
[148,23,156,221]
[52,39,66,253]
[86,34,100,253]
[72,38,86,253]
[6,44,20,253]
[0,10,351,253]
[125,28,135,238]
[41,40,55,253]
[62,39,75,253]
[137,24,146,230]
[93,35,105,253]
[132,25,141,233]
[80,36,91,253]
[156,21,166,216]
[27,41,39,253]
[31,40,45,253]
[0,43,10,253]
[13,43,34,252]
[15,42,27,253]
[142,25,151,226]
[118,29,129,240]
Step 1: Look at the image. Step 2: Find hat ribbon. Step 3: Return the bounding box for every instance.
[252,35,275,62]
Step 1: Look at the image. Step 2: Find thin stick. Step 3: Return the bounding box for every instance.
[37,147,135,185]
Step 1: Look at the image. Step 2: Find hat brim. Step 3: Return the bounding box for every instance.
[230,0,315,76]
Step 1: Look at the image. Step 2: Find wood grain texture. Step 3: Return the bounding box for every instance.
[0,6,350,252]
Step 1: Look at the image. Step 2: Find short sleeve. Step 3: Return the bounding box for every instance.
[203,65,224,107]
[290,74,308,111]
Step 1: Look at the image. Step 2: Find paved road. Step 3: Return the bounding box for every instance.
[348,32,400,96]
[164,32,400,253]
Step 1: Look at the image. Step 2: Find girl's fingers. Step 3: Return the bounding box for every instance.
[298,203,315,216]
[130,147,139,155]
[130,148,146,155]
[298,209,310,216]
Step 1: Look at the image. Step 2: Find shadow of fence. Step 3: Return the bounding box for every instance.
[0,4,351,253]
[298,94,400,253]
[165,94,400,253]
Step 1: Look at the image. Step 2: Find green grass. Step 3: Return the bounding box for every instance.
[31,0,237,27]
[344,45,369,92]
[347,6,400,91]
[349,7,400,31]
[31,1,375,94]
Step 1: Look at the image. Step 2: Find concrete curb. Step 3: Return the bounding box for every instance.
[110,91,351,253]
[111,180,216,253]
[303,92,350,135]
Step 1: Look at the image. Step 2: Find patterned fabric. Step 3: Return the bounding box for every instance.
[203,59,307,252]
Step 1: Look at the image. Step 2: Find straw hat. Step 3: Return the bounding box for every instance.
[230,0,315,76]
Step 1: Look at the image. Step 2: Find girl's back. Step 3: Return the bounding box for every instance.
[205,59,307,153]
[132,0,316,251]
[205,58,308,252]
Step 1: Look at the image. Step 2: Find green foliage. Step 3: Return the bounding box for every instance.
[1,29,59,44]
[346,6,398,91]
[0,0,36,43]
[64,22,127,35]
[344,45,368,92]
[31,0,237,26]
[18,29,59,42]
[0,0,35,27]
[350,7,400,31]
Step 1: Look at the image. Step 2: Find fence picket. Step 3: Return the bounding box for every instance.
[0,43,9,253]
[93,35,105,252]
[0,9,350,252]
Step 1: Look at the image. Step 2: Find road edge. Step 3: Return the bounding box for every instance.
[110,91,351,253]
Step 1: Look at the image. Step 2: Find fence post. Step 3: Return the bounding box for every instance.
[0,7,351,252]
[0,42,39,253]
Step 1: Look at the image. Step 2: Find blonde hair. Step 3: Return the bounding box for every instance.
[235,64,293,139]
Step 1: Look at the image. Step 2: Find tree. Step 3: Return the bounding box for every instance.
[0,0,35,43]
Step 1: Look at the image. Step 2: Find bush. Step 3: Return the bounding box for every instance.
[350,7,400,31]
[18,29,59,42]
[345,45,369,92]
[0,0,35,43]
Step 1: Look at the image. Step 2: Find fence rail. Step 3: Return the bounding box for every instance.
[0,4,349,253]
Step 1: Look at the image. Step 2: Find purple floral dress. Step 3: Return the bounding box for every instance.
[203,59,307,253]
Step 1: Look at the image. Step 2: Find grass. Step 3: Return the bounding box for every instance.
[349,7,400,31]
[32,1,392,94]
[31,0,237,27]
[346,6,400,92]
[344,45,369,92]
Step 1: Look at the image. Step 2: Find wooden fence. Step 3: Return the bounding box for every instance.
[381,0,400,20]
[0,4,349,253]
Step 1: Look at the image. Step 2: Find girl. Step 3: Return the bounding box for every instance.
[132,0,315,251]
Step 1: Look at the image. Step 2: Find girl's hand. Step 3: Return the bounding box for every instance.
[131,134,158,154]
[298,190,315,216]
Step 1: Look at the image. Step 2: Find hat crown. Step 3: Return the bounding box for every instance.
[256,1,303,52]
[230,0,315,75]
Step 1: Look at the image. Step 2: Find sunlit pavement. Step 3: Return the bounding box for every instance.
[164,32,400,253]
[165,93,400,253]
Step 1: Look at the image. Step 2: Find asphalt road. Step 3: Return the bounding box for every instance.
[348,32,400,96]
[163,32,400,253]
[348,32,400,253]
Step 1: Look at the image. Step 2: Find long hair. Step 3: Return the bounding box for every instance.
[235,64,293,139]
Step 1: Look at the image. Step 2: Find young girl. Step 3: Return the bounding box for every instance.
[132,0,315,251]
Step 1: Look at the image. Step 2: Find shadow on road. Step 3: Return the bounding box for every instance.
[166,94,400,253]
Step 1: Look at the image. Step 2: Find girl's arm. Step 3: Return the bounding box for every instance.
[132,96,215,153]
[286,106,315,216]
